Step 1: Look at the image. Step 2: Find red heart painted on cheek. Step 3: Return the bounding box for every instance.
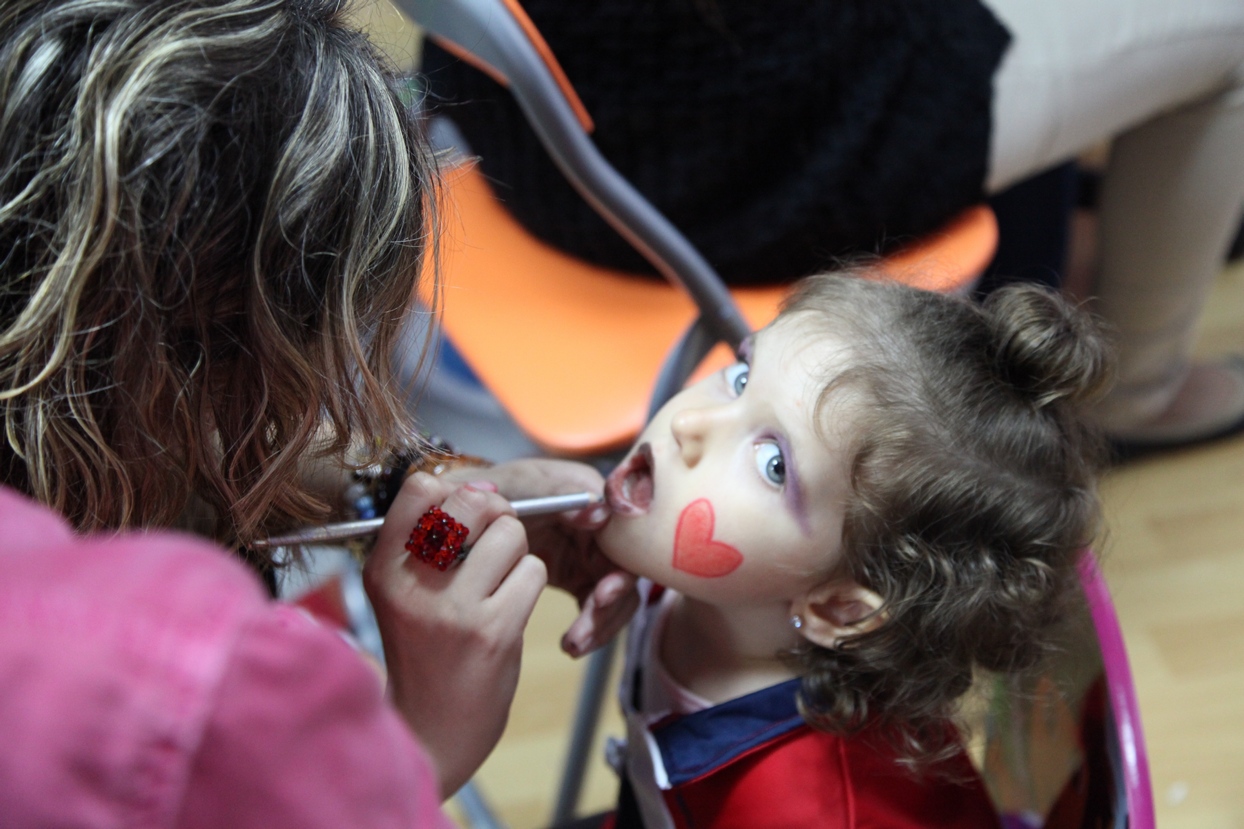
[672,498,743,578]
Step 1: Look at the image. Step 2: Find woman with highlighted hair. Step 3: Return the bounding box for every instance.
[0,0,633,822]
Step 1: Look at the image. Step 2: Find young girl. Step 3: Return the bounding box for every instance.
[596,272,1111,828]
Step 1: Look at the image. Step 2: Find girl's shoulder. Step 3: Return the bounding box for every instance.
[673,719,999,829]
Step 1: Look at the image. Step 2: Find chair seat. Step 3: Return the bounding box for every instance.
[420,161,997,456]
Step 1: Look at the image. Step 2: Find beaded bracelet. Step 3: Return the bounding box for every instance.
[345,437,491,520]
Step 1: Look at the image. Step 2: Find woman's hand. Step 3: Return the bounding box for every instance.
[440,458,639,656]
[363,472,545,799]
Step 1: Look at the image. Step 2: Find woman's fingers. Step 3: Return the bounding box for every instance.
[432,486,525,594]
[438,457,602,497]
[372,471,451,569]
[374,473,522,590]
[487,548,548,629]
[362,472,542,798]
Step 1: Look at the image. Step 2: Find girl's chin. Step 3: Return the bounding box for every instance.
[594,523,626,567]
[596,521,662,581]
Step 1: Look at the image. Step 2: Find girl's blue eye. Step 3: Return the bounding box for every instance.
[755,442,785,486]
[724,362,749,396]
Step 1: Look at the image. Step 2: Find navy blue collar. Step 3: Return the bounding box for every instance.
[653,679,806,786]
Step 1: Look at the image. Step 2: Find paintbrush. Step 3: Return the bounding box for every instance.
[249,491,602,549]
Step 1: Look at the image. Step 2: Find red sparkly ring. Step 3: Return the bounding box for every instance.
[406,506,470,570]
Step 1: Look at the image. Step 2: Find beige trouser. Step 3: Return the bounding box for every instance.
[983,0,1244,431]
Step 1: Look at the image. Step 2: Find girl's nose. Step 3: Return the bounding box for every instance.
[671,406,720,467]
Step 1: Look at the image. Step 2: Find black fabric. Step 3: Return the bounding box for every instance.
[238,545,280,598]
[1230,212,1244,262]
[977,161,1079,297]
[614,775,644,829]
[549,812,611,829]
[422,0,1011,285]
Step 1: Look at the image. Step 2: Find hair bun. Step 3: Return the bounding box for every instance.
[983,284,1113,407]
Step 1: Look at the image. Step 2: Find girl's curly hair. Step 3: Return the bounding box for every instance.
[783,271,1112,764]
[1,0,438,550]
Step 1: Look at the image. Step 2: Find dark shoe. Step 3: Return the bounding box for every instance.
[1110,409,1244,463]
[1108,357,1244,463]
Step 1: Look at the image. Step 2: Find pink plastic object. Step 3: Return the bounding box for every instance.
[1076,550,1156,829]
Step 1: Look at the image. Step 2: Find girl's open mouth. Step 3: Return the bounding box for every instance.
[605,442,654,516]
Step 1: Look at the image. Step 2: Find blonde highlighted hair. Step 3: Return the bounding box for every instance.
[1,0,437,551]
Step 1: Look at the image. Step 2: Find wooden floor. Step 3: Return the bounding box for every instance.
[1092,260,1244,829]
[453,261,1244,829]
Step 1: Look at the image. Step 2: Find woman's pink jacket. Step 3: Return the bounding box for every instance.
[0,487,454,828]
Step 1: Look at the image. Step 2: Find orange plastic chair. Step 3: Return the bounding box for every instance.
[422,160,997,456]
[403,0,996,458]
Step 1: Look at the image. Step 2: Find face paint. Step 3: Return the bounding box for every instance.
[672,498,743,578]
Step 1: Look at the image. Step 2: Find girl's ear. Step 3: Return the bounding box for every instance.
[792,578,885,649]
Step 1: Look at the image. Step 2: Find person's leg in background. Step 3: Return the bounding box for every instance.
[1092,84,1244,444]
[984,0,1244,447]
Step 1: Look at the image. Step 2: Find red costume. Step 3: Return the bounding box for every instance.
[605,584,1001,829]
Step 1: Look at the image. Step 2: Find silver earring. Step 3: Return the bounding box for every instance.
[789,614,804,630]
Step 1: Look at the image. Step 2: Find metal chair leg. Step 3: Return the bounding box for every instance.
[455,780,510,829]
[550,639,618,825]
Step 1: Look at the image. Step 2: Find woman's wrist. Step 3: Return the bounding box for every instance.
[346,438,492,520]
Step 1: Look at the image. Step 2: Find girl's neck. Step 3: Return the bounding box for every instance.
[658,592,801,705]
